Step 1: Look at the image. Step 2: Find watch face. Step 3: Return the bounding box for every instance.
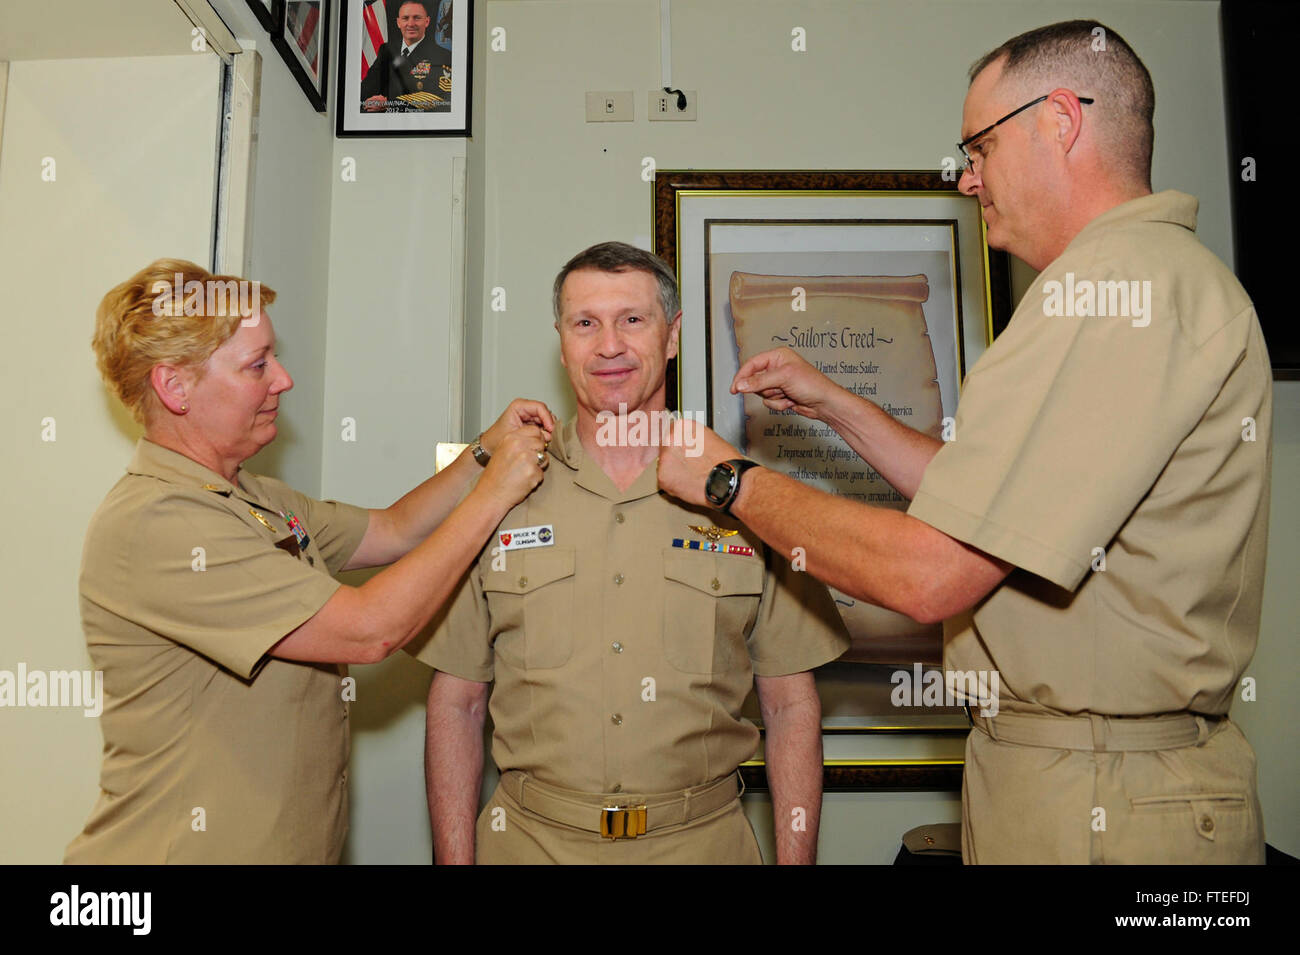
[706,463,734,505]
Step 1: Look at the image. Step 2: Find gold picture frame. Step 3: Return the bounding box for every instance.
[653,170,1013,789]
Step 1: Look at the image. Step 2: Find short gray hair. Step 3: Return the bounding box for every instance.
[969,19,1154,188]
[552,242,680,323]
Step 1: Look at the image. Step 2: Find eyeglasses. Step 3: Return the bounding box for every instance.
[957,94,1094,173]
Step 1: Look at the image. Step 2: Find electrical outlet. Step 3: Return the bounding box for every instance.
[648,90,698,121]
[585,91,634,122]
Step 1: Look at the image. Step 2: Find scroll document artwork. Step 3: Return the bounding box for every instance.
[729,272,944,652]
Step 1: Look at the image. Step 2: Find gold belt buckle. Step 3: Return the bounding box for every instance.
[599,804,647,840]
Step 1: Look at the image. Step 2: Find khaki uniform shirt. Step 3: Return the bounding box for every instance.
[66,438,370,864]
[409,418,849,794]
[909,190,1272,719]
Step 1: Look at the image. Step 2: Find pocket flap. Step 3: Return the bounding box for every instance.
[483,548,575,594]
[1130,791,1246,809]
[662,548,764,596]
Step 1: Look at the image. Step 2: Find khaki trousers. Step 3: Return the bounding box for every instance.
[962,713,1265,864]
[475,771,764,865]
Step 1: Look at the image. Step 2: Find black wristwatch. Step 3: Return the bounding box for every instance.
[705,459,760,515]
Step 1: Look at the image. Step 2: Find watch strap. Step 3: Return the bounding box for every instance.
[719,459,760,515]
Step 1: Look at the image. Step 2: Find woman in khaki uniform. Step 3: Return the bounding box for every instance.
[65,259,551,864]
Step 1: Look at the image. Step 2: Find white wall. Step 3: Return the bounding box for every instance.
[322,134,467,864]
[212,0,338,497]
[0,52,221,863]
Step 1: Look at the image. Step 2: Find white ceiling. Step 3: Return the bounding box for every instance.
[0,0,202,61]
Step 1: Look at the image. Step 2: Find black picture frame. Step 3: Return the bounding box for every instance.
[272,0,332,113]
[244,0,279,33]
[336,0,472,137]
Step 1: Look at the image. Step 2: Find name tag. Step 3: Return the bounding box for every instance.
[497,524,554,551]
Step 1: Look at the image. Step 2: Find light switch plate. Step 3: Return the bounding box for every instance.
[585,91,634,122]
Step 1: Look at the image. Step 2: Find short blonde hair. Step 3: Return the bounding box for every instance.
[92,258,276,424]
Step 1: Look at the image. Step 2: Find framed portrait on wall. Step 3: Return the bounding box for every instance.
[336,0,471,137]
[654,170,1013,787]
[272,0,331,112]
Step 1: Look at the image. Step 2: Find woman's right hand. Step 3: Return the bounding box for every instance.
[475,425,549,509]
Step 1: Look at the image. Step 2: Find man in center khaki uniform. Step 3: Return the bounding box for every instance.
[408,242,849,864]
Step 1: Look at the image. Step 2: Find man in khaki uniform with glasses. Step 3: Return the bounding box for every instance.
[657,19,1271,864]
[408,242,848,864]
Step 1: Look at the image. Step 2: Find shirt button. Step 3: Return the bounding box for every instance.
[611,713,623,725]
[518,576,528,588]
[1200,815,1215,833]
[611,642,623,653]
[615,512,625,524]
[710,578,721,591]
[614,573,624,585]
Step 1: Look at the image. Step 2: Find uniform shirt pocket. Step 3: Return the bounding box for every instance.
[661,548,764,675]
[482,548,576,669]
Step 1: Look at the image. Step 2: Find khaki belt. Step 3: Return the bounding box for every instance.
[969,710,1223,752]
[498,770,743,839]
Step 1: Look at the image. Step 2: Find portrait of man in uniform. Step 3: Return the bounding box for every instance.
[360,0,452,112]
[408,241,850,865]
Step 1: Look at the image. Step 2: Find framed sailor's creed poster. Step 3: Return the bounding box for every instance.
[337,0,471,136]
[655,171,1012,786]
[273,1,331,112]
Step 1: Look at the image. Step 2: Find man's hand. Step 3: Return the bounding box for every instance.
[362,94,388,112]
[480,398,556,457]
[657,417,742,507]
[733,347,842,421]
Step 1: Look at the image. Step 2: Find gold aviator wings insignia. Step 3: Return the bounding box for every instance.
[688,525,740,543]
